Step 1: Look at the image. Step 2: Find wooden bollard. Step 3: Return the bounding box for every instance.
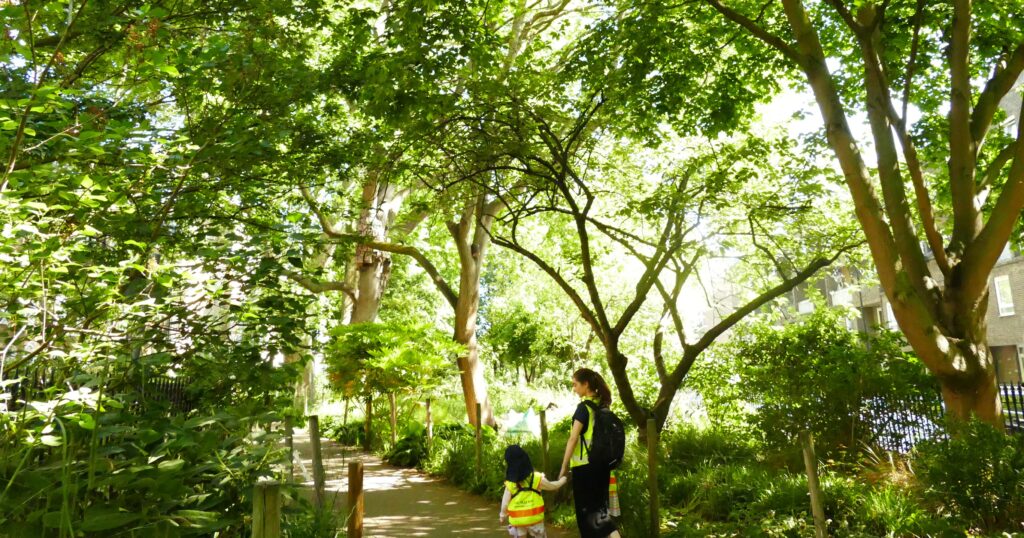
[284,416,294,483]
[389,393,397,446]
[252,481,281,538]
[363,396,373,452]
[425,398,433,452]
[309,415,325,508]
[801,431,828,538]
[647,418,660,538]
[475,402,483,476]
[540,409,549,474]
[347,461,365,538]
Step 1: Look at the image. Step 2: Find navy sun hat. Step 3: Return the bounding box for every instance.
[504,444,534,483]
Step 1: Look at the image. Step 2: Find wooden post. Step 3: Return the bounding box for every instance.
[389,392,397,446]
[539,409,549,475]
[252,481,281,538]
[284,416,294,483]
[309,415,325,509]
[475,402,483,476]
[647,418,660,538]
[801,431,828,538]
[347,461,365,538]
[425,398,433,452]
[363,396,372,452]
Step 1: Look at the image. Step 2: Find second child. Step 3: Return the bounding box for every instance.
[499,444,567,538]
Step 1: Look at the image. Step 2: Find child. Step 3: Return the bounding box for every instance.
[499,444,567,538]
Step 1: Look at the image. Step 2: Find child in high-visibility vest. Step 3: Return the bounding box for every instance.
[499,444,567,537]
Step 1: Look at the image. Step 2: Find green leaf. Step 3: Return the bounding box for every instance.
[41,511,63,528]
[160,65,181,77]
[80,506,141,531]
[39,434,62,446]
[158,459,185,472]
[76,413,96,430]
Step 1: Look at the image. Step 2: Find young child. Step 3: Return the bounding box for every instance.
[499,444,567,538]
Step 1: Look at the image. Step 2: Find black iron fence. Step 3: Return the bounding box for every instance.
[863,392,944,453]
[865,384,1024,453]
[1,366,195,415]
[1001,384,1024,432]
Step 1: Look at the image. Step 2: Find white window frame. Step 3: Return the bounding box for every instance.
[994,275,1015,317]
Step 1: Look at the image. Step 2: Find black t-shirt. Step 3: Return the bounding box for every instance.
[573,401,591,436]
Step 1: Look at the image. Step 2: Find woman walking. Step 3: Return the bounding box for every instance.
[559,368,622,538]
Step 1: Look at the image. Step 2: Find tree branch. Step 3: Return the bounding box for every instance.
[961,116,1024,301]
[490,234,605,345]
[900,0,926,122]
[970,41,1024,150]
[885,104,950,275]
[703,0,805,65]
[300,185,345,238]
[948,0,978,249]
[365,241,459,309]
[282,270,355,299]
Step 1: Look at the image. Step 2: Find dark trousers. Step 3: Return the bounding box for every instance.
[571,463,617,537]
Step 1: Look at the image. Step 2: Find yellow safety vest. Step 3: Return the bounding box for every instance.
[505,472,545,527]
[570,397,598,468]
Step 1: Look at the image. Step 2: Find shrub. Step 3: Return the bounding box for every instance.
[914,420,1024,532]
[691,308,938,460]
[661,424,759,470]
[384,425,427,467]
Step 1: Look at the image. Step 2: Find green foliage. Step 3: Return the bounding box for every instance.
[656,430,957,537]
[0,377,289,536]
[421,422,503,498]
[914,420,1024,532]
[320,416,367,447]
[692,308,937,456]
[481,303,578,386]
[383,424,428,468]
[325,322,461,398]
[281,495,346,538]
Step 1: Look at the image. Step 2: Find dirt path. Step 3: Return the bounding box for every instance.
[292,430,574,537]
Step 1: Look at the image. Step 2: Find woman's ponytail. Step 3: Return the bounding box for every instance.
[573,368,613,408]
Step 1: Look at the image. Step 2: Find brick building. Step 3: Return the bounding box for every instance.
[802,247,1024,383]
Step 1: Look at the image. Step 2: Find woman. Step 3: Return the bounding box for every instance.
[558,368,622,538]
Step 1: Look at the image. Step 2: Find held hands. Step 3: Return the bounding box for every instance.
[552,476,568,488]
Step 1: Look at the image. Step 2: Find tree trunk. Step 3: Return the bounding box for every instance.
[449,195,499,428]
[284,350,314,416]
[350,179,404,324]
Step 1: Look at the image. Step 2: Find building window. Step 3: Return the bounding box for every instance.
[884,301,899,329]
[798,300,814,314]
[994,275,1015,317]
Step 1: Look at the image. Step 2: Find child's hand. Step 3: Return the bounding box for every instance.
[554,476,567,488]
[499,513,507,524]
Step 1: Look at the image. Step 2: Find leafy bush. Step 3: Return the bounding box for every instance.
[914,420,1024,532]
[661,424,759,469]
[691,308,937,458]
[0,390,288,536]
[384,425,428,467]
[320,416,367,446]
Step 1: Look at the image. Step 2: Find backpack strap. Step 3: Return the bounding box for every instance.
[580,400,600,456]
[509,473,542,499]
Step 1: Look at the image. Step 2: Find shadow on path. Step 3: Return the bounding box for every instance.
[292,430,573,537]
